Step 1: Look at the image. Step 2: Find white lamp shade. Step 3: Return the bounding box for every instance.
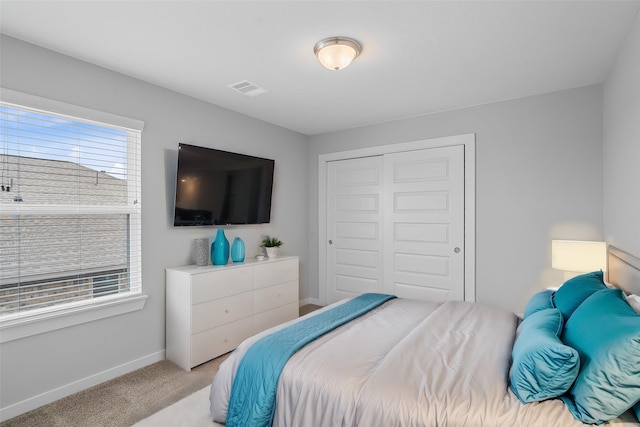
[314,37,361,71]
[551,240,606,272]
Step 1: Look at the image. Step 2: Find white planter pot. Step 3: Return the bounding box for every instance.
[265,247,278,258]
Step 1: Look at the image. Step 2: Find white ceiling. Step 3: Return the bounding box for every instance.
[1,1,639,136]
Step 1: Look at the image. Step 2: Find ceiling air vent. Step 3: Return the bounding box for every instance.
[228,80,268,97]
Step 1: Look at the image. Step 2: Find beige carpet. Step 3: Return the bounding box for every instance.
[0,355,228,427]
[1,304,321,427]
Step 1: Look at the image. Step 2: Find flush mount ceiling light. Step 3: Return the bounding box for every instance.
[313,37,362,71]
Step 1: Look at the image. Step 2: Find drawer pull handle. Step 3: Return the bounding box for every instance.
[225,309,229,314]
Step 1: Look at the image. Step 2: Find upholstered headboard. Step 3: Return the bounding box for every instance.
[607,245,640,296]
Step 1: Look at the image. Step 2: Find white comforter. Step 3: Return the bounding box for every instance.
[210,298,637,427]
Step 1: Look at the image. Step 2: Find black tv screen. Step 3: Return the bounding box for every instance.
[173,143,274,226]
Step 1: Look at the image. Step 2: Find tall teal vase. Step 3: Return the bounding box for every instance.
[231,237,245,263]
[211,229,229,265]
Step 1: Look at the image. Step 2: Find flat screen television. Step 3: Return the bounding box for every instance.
[173,143,274,226]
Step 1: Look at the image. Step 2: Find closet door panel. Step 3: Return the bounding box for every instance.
[383,145,465,301]
[324,145,465,304]
[326,156,384,304]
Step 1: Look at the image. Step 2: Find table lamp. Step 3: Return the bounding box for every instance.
[552,240,606,280]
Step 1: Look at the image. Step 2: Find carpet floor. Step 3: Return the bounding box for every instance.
[0,355,228,427]
[1,304,322,427]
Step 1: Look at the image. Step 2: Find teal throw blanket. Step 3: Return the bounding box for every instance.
[226,293,396,427]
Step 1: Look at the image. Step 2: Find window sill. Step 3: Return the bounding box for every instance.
[0,294,148,344]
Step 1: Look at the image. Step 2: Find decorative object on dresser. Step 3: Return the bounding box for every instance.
[165,256,299,371]
[265,248,278,258]
[194,238,209,266]
[231,237,245,263]
[261,235,283,258]
[211,228,230,265]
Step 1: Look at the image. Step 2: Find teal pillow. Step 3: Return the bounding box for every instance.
[523,289,555,318]
[634,402,640,422]
[509,308,580,403]
[560,288,640,424]
[552,270,606,321]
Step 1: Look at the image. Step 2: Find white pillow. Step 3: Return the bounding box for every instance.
[604,281,640,313]
[626,294,640,314]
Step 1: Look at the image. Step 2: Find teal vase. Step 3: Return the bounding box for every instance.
[211,229,229,265]
[231,237,245,263]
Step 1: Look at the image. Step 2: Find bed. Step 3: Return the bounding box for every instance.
[209,245,640,426]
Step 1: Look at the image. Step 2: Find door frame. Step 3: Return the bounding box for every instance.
[318,133,476,306]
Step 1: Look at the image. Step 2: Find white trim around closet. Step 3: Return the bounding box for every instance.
[318,133,476,306]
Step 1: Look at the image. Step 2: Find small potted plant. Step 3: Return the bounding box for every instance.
[261,236,283,258]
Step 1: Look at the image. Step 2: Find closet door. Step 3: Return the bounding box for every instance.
[383,145,465,301]
[326,156,384,303]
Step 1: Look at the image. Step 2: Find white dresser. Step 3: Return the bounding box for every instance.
[166,256,299,371]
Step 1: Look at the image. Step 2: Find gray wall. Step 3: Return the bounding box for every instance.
[603,11,640,256]
[308,85,605,312]
[0,35,308,413]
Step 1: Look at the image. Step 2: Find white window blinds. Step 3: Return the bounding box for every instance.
[0,91,142,317]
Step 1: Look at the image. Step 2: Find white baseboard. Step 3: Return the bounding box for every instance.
[0,350,165,422]
[299,297,322,307]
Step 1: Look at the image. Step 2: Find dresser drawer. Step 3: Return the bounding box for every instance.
[253,280,298,314]
[192,292,253,334]
[191,317,253,367]
[254,302,299,334]
[253,258,298,289]
[192,267,253,303]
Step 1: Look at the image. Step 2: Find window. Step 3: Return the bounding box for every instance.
[0,89,144,336]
